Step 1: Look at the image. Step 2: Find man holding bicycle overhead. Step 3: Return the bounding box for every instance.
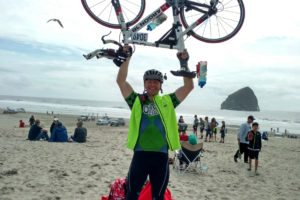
[116,46,193,199]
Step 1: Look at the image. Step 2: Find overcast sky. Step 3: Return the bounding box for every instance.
[0,0,300,112]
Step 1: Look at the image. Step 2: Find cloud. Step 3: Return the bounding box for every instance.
[0,0,300,112]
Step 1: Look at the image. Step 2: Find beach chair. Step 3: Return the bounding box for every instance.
[173,141,204,174]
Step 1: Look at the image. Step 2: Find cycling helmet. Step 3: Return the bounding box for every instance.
[143,69,164,83]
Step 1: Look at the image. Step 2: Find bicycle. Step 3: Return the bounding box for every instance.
[81,0,245,78]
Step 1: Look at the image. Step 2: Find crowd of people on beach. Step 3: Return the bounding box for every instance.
[25,115,87,143]
[177,114,263,175]
[178,115,227,143]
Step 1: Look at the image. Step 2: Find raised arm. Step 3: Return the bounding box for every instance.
[175,49,194,102]
[116,46,134,99]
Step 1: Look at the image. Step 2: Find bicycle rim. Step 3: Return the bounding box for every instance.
[180,0,245,43]
[81,0,146,29]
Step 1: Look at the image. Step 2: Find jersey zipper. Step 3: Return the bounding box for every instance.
[153,97,172,150]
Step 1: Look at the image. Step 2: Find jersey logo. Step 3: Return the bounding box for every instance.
[143,103,158,116]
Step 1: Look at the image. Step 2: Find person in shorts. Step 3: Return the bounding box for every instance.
[247,122,262,175]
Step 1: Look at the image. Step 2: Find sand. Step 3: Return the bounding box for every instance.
[0,111,300,200]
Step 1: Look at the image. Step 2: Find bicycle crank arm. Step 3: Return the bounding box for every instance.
[170,70,196,78]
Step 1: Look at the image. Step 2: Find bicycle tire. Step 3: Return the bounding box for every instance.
[180,0,245,43]
[81,0,146,29]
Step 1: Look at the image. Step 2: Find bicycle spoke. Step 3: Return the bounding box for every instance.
[90,0,106,9]
[122,4,138,16]
[124,0,141,8]
[219,16,234,30]
[216,16,221,38]
[108,3,113,23]
[222,10,240,15]
[217,16,228,35]
[97,2,113,19]
[222,0,234,7]
[218,16,239,23]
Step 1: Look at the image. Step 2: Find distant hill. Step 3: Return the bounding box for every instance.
[221,87,260,111]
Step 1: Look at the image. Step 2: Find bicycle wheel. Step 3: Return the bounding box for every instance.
[180,0,245,43]
[81,0,146,29]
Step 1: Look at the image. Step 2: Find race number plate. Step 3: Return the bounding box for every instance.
[131,33,148,43]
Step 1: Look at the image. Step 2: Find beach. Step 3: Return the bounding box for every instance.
[0,111,300,200]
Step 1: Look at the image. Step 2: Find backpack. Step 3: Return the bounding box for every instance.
[102,178,127,200]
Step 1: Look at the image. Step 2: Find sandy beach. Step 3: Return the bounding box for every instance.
[0,111,299,200]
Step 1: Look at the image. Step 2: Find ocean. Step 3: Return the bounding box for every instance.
[1,95,299,134]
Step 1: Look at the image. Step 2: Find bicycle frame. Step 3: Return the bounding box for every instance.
[112,0,213,52]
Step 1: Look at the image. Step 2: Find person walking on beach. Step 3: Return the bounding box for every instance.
[193,115,199,137]
[29,115,35,126]
[116,46,193,200]
[246,122,262,175]
[234,115,255,163]
[199,117,205,139]
[220,121,226,143]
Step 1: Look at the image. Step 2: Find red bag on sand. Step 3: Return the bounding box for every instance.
[138,181,174,200]
[102,178,127,200]
[102,180,175,200]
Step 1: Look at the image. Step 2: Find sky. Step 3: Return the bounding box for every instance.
[0,0,300,112]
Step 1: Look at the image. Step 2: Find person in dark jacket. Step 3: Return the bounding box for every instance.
[29,115,35,126]
[27,120,49,141]
[246,122,262,175]
[70,121,87,143]
[48,121,69,142]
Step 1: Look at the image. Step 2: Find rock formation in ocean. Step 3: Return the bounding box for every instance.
[221,87,260,111]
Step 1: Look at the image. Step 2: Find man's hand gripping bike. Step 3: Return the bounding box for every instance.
[82,0,245,78]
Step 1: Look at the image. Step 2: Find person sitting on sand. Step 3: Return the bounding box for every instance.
[50,118,59,136]
[70,121,87,143]
[48,121,69,142]
[19,120,25,128]
[27,120,49,141]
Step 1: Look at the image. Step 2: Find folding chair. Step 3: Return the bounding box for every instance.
[173,141,204,174]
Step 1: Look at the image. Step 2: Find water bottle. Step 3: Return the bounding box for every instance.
[196,61,207,88]
[147,13,167,31]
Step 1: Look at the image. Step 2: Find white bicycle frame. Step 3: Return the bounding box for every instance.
[113,0,209,53]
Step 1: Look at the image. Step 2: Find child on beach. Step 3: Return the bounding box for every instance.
[247,122,262,175]
[220,121,226,143]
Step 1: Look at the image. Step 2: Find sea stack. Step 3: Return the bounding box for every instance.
[221,87,260,111]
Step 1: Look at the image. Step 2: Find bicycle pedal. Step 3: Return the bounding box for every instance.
[170,70,196,78]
